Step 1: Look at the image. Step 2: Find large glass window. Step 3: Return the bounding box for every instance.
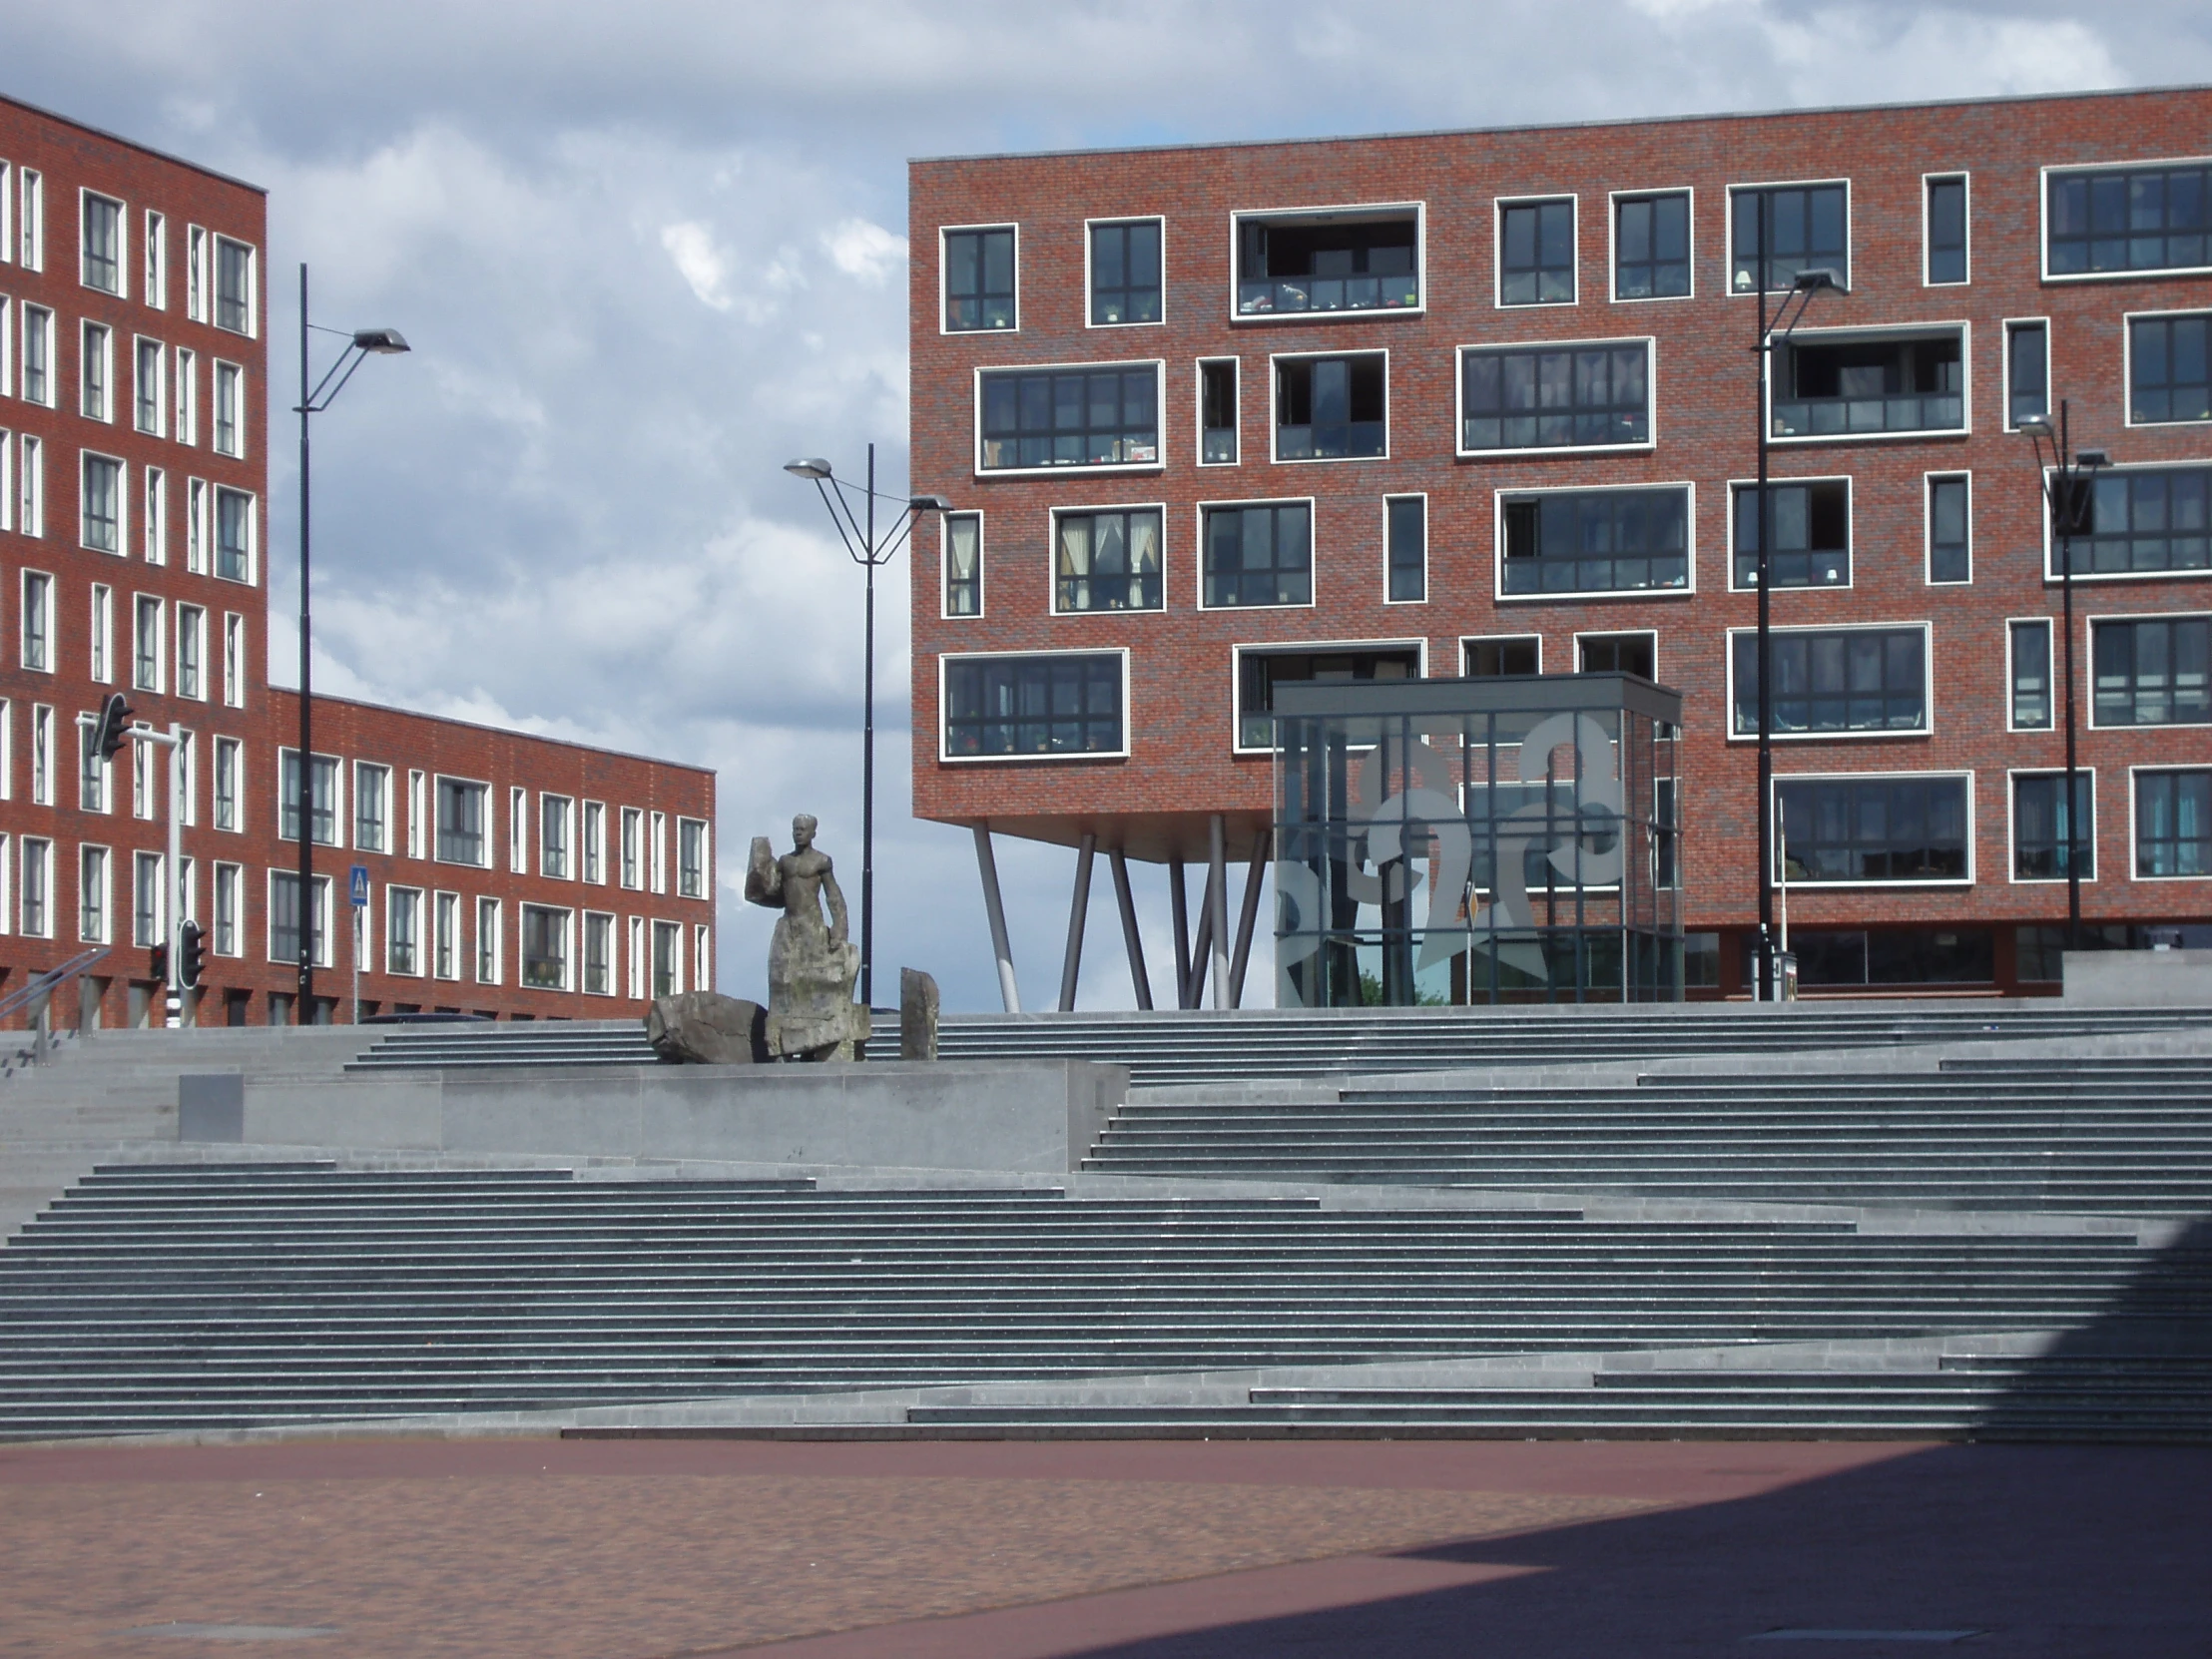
[1733,627,1928,736]
[1925,176,1967,283]
[1237,646,1415,750]
[1236,209,1418,316]
[943,513,981,616]
[82,193,122,293]
[1732,480,1848,589]
[1732,183,1848,292]
[1773,331,1962,438]
[1089,220,1161,324]
[522,904,568,989]
[1276,354,1384,460]
[943,654,1123,758]
[2007,321,2049,429]
[1054,508,1162,613]
[2136,769,2212,877]
[1502,487,1688,597]
[942,227,1014,331]
[1203,501,1312,607]
[436,778,489,865]
[278,751,339,845]
[2128,313,2210,425]
[215,236,254,333]
[2012,773,2093,880]
[1776,776,1968,882]
[978,365,1158,471]
[1614,192,1689,299]
[2010,620,2053,730]
[1386,496,1424,603]
[1928,475,1970,584]
[2047,165,2211,276]
[1499,198,1574,304]
[81,454,121,552]
[1460,341,1649,452]
[2065,467,2212,577]
[2092,616,2210,727]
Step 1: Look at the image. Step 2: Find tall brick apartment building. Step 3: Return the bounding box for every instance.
[909,86,2211,1003]
[0,94,717,1027]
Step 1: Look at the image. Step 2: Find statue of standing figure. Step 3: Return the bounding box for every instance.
[744,814,869,1061]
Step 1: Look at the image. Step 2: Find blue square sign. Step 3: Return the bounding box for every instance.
[349,865,370,908]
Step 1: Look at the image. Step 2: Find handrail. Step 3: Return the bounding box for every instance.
[0,946,113,1025]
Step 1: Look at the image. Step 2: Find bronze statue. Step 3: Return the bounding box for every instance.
[744,814,868,1060]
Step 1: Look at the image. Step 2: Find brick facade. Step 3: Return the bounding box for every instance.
[909,87,2212,998]
[0,94,716,1027]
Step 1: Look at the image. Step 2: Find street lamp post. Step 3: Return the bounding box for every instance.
[784,448,947,1008]
[1750,225,1839,1002]
[294,265,408,1021]
[2017,401,2111,952]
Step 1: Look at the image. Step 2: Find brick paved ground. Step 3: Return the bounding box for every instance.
[0,1435,2204,1656]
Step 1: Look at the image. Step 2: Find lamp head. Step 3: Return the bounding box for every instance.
[908,494,952,513]
[2075,448,2111,470]
[2015,414,2055,437]
[351,327,409,354]
[1792,268,1842,291]
[784,458,834,480]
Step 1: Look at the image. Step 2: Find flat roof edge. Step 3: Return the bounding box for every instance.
[908,81,2211,170]
[264,686,717,779]
[0,89,268,196]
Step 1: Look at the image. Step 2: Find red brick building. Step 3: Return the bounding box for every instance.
[908,86,2212,1002]
[0,94,717,1027]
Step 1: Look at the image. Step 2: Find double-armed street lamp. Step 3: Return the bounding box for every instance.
[2017,401,2112,953]
[1749,241,1841,1001]
[294,266,408,1019]
[785,447,949,1007]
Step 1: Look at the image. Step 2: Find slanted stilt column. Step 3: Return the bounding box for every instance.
[1208,815,1231,1011]
[1057,831,1096,1013]
[1168,855,1192,1009]
[1229,830,1271,1008]
[972,824,1020,1013]
[1185,880,1215,1010]
[1110,847,1153,1010]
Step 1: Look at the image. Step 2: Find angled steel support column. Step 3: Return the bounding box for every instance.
[1110,847,1153,1011]
[972,824,1020,1013]
[1185,881,1215,1010]
[1057,832,1096,1013]
[1229,829,1271,1008]
[1168,855,1192,1009]
[1208,815,1231,1010]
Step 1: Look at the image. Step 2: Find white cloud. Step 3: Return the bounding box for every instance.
[661,220,735,311]
[825,218,907,284]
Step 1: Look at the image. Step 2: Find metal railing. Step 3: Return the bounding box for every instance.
[0,946,112,1063]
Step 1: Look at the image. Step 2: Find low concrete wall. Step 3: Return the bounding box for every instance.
[2062,949,2212,1008]
[237,1060,1128,1174]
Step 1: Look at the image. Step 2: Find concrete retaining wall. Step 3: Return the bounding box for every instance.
[2062,949,2212,1008]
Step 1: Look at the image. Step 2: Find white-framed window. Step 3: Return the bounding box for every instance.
[678,817,709,899]
[223,613,245,706]
[1052,504,1164,614]
[1609,188,1694,301]
[20,836,51,937]
[15,432,38,534]
[269,870,332,968]
[1232,639,1423,754]
[278,749,342,845]
[475,895,502,983]
[20,570,52,670]
[0,699,9,802]
[133,336,164,435]
[1773,772,1973,888]
[1270,349,1387,462]
[650,811,668,893]
[1496,195,1577,306]
[2088,612,2210,729]
[89,583,114,683]
[1728,179,1851,294]
[1458,338,1654,456]
[213,736,242,831]
[354,762,389,851]
[2006,618,2054,733]
[2008,769,2095,884]
[132,736,154,820]
[1383,494,1425,604]
[0,302,12,415]
[651,919,683,997]
[143,209,166,308]
[2125,308,2212,428]
[939,224,1017,333]
[695,923,713,996]
[2044,160,2212,282]
[1087,217,1164,326]
[178,852,197,928]
[407,770,426,859]
[1199,498,1315,610]
[79,842,111,942]
[583,911,615,995]
[19,303,51,404]
[626,914,646,999]
[2048,462,2212,583]
[1463,635,1541,678]
[175,347,197,445]
[132,593,164,692]
[83,453,125,554]
[177,604,205,700]
[1726,622,1933,740]
[521,903,571,991]
[18,169,41,272]
[186,226,206,320]
[81,320,113,421]
[1768,322,1969,443]
[508,786,528,872]
[2132,766,2212,880]
[1197,356,1238,465]
[2002,317,2050,431]
[184,477,206,571]
[433,890,460,979]
[213,360,243,456]
[1232,201,1423,320]
[581,800,605,883]
[540,793,573,879]
[435,776,491,866]
[0,427,10,535]
[1927,473,1971,585]
[177,729,196,827]
[213,860,241,955]
[1575,627,1657,680]
[976,359,1163,476]
[30,704,53,805]
[620,807,643,889]
[1503,482,1695,601]
[386,885,423,975]
[942,511,982,618]
[940,648,1131,762]
[0,159,10,268]
[143,465,166,564]
[214,485,253,582]
[80,190,125,295]
[132,849,164,946]
[0,833,11,935]
[1727,476,1848,591]
[214,235,256,335]
[1924,173,1969,285]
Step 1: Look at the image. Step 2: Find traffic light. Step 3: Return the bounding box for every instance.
[149,943,168,983]
[177,921,206,990]
[93,693,136,763]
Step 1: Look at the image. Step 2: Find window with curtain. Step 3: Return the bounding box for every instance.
[1054,508,1162,612]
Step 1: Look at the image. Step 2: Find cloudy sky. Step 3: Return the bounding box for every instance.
[8,1,2206,1009]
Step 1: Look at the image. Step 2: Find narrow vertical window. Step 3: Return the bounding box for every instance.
[215,487,252,580]
[214,237,254,334]
[213,361,243,455]
[678,818,708,898]
[1200,358,1238,465]
[81,192,123,293]
[541,794,572,879]
[21,572,50,670]
[1089,219,1162,325]
[582,801,605,883]
[1385,496,1425,603]
[509,786,528,872]
[214,862,240,954]
[942,512,981,617]
[135,338,164,433]
[82,321,111,419]
[942,227,1015,331]
[1925,176,1967,283]
[187,226,205,320]
[434,891,459,978]
[18,170,41,271]
[187,478,207,572]
[144,210,166,307]
[89,585,113,682]
[143,466,166,564]
[214,737,240,830]
[651,811,668,893]
[621,808,642,888]
[2010,620,2053,730]
[476,896,501,983]
[177,605,204,699]
[133,595,163,691]
[584,912,613,994]
[17,432,38,533]
[2007,321,2049,429]
[1499,199,1575,304]
[175,347,197,444]
[407,770,426,858]
[82,454,123,552]
[80,845,108,942]
[224,614,245,705]
[20,304,49,404]
[1928,475,1970,584]
[1614,191,1691,299]
[31,706,53,806]
[355,764,388,851]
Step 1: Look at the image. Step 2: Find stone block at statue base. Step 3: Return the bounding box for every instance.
[645,992,770,1065]
[900,968,939,1061]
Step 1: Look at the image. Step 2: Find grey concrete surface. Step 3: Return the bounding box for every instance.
[177,1074,246,1143]
[2063,948,2212,1007]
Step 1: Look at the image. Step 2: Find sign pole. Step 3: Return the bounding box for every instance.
[349,864,369,1024]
